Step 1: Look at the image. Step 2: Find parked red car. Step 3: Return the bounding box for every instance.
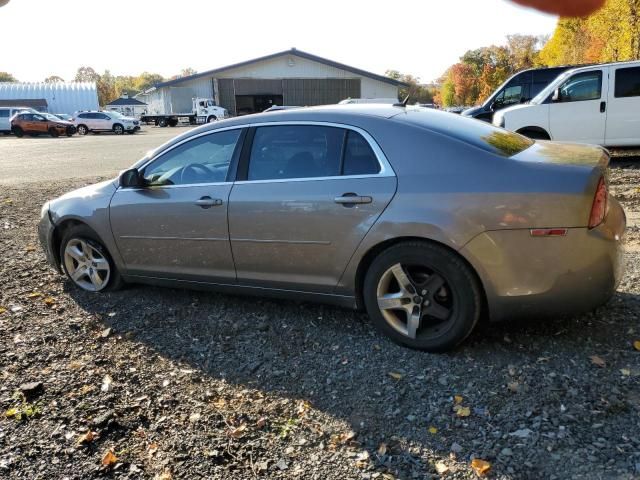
[11,112,76,137]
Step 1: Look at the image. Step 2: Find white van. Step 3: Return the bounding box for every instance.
[493,61,640,146]
[0,107,36,133]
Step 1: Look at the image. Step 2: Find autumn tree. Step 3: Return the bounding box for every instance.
[0,71,17,82]
[385,70,436,103]
[74,66,100,83]
[44,75,64,83]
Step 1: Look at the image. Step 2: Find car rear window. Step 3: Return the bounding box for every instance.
[397,110,534,157]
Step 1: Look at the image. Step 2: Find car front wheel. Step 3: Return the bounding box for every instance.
[363,241,482,352]
[113,124,124,135]
[12,126,24,137]
[76,124,88,135]
[60,225,122,292]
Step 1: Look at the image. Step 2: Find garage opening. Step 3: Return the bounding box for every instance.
[235,94,284,115]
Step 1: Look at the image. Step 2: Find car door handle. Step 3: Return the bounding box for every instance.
[195,196,223,208]
[600,101,606,113]
[334,193,373,205]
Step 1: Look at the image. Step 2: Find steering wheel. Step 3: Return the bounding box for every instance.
[180,163,211,184]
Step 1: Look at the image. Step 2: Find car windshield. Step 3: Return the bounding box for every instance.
[44,114,61,121]
[530,70,573,104]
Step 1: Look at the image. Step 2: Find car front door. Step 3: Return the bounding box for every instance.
[605,65,640,146]
[228,123,397,293]
[109,128,244,282]
[32,114,49,133]
[548,68,608,144]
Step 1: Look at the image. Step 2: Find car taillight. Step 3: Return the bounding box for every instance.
[588,176,607,229]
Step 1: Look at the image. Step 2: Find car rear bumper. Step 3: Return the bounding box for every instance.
[461,196,626,322]
[38,205,61,272]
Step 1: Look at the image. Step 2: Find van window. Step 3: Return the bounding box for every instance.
[0,109,9,118]
[494,85,524,108]
[614,66,640,98]
[557,71,602,102]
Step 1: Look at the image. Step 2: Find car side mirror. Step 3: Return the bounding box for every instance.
[119,168,143,188]
[551,88,560,102]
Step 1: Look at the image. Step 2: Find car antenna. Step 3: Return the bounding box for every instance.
[393,95,410,107]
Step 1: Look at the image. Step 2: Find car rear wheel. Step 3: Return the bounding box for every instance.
[60,225,122,292]
[49,127,59,138]
[12,126,24,137]
[113,124,124,135]
[76,124,88,135]
[363,241,482,352]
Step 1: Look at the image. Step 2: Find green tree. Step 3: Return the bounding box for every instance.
[384,70,435,103]
[44,75,64,83]
[134,72,165,92]
[74,66,100,83]
[0,71,17,82]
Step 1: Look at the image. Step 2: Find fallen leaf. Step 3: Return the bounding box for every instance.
[377,443,387,455]
[0,307,6,314]
[229,424,247,438]
[590,355,606,367]
[621,368,631,376]
[213,398,226,409]
[471,458,491,476]
[25,245,36,252]
[101,375,113,393]
[330,430,357,446]
[43,297,55,306]
[189,412,201,423]
[77,431,96,445]
[101,449,118,467]
[5,408,18,418]
[154,469,172,480]
[435,461,449,474]
[428,426,438,434]
[148,443,159,456]
[27,292,42,298]
[454,405,471,417]
[388,372,404,380]
[256,417,267,429]
[634,340,640,351]
[355,451,370,468]
[507,381,520,393]
[296,400,311,416]
[454,395,463,404]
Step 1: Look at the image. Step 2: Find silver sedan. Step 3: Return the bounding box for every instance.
[38,105,626,351]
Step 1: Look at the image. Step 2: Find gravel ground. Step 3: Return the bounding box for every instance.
[0,163,639,480]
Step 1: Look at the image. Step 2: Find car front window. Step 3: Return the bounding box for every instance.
[143,129,241,186]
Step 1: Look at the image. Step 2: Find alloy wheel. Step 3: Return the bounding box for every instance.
[63,238,111,291]
[376,262,455,339]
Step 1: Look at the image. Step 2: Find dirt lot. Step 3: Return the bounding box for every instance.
[0,132,639,479]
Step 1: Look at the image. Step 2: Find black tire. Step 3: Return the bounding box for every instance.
[49,128,59,138]
[363,241,482,352]
[113,124,124,135]
[76,124,89,135]
[517,128,550,140]
[207,116,217,123]
[12,126,24,138]
[157,118,168,127]
[168,118,178,127]
[59,224,123,292]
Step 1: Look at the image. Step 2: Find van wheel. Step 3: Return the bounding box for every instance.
[60,225,123,292]
[76,124,88,135]
[12,126,24,137]
[363,241,482,352]
[49,128,59,138]
[517,128,550,140]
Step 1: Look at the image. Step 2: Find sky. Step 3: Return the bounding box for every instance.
[0,0,558,83]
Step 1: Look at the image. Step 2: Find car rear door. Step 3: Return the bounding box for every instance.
[605,65,640,146]
[548,68,608,144]
[109,128,244,282]
[228,123,397,293]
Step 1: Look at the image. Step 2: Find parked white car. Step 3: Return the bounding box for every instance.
[0,106,36,133]
[494,61,640,146]
[73,110,141,135]
[338,98,399,105]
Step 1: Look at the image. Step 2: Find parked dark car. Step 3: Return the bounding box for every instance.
[462,66,576,122]
[11,112,76,137]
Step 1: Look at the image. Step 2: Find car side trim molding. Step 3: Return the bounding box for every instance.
[231,238,332,245]
[119,235,228,242]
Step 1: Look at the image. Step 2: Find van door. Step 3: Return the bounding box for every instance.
[548,68,608,145]
[0,108,10,132]
[605,65,640,146]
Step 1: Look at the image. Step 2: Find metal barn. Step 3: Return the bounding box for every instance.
[136,49,404,116]
[0,82,99,114]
